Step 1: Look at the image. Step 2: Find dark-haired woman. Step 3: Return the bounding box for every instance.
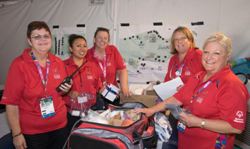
[63,34,102,133]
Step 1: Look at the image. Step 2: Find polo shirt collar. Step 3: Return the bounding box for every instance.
[22,48,57,63]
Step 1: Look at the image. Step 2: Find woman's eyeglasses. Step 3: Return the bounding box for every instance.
[31,34,51,41]
[174,37,187,42]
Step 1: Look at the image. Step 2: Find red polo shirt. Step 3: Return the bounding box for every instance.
[87,45,126,86]
[63,57,102,109]
[164,48,204,83]
[174,66,249,149]
[0,48,67,134]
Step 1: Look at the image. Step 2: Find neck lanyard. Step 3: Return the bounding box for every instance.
[170,63,185,79]
[31,52,50,92]
[193,80,212,99]
[97,54,107,81]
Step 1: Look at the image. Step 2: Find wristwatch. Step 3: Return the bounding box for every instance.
[201,120,206,128]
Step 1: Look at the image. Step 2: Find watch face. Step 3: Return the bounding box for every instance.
[201,121,205,128]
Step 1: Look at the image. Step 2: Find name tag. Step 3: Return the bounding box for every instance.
[77,96,88,104]
[40,96,55,118]
[177,121,186,133]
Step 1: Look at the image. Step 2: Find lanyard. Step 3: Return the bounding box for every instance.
[97,54,107,81]
[175,63,185,77]
[31,52,50,92]
[170,63,185,79]
[193,80,212,99]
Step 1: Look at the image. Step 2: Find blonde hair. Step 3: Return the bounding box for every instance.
[203,32,232,56]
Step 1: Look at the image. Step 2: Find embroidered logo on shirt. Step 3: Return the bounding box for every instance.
[87,75,93,80]
[185,70,191,76]
[196,97,203,103]
[233,111,244,123]
[107,62,111,66]
[53,68,61,79]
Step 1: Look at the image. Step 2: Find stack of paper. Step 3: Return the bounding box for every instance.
[153,77,183,100]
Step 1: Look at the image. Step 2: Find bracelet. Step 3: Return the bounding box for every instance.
[13,132,22,138]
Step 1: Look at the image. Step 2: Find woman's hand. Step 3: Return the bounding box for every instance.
[176,85,183,91]
[134,108,155,117]
[121,87,131,97]
[13,134,27,149]
[58,79,73,94]
[178,112,202,128]
[69,90,79,99]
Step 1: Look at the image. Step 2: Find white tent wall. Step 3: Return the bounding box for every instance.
[0,0,250,85]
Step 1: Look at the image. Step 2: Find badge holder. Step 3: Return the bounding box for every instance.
[70,93,95,117]
[165,104,188,133]
[40,96,55,118]
[177,121,186,133]
[101,84,120,102]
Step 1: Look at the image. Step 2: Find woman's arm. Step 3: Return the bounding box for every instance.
[179,113,242,134]
[117,68,130,96]
[135,96,182,117]
[6,105,27,149]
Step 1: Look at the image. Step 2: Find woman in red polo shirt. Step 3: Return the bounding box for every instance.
[63,34,102,133]
[136,33,249,149]
[163,26,204,148]
[0,21,71,149]
[87,27,129,104]
[164,26,204,84]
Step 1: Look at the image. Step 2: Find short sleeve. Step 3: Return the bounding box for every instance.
[1,59,24,105]
[173,75,199,105]
[216,84,248,130]
[113,46,126,70]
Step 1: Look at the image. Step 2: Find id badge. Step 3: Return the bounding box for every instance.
[40,96,55,118]
[71,110,80,117]
[77,95,88,104]
[175,70,181,77]
[177,121,186,133]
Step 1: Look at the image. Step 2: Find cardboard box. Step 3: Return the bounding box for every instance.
[145,90,157,96]
[120,94,157,107]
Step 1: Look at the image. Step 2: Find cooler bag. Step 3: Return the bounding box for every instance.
[66,102,157,149]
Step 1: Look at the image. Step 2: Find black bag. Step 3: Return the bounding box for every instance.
[91,93,120,110]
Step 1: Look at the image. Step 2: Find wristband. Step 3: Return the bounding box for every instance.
[13,132,22,138]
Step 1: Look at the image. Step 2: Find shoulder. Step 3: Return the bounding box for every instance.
[9,55,25,70]
[10,49,31,70]
[169,54,177,59]
[191,48,202,57]
[169,54,178,62]
[219,70,243,87]
[86,48,95,59]
[106,45,119,53]
[216,69,248,95]
[63,58,71,65]
[49,53,63,63]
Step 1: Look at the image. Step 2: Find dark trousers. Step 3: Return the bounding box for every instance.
[66,113,81,135]
[0,133,15,149]
[24,127,67,149]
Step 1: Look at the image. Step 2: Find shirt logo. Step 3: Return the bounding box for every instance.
[87,75,93,80]
[185,70,191,76]
[233,111,244,123]
[196,97,203,103]
[53,68,61,79]
[107,62,112,66]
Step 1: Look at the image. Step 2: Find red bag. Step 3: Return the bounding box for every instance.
[66,102,157,149]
